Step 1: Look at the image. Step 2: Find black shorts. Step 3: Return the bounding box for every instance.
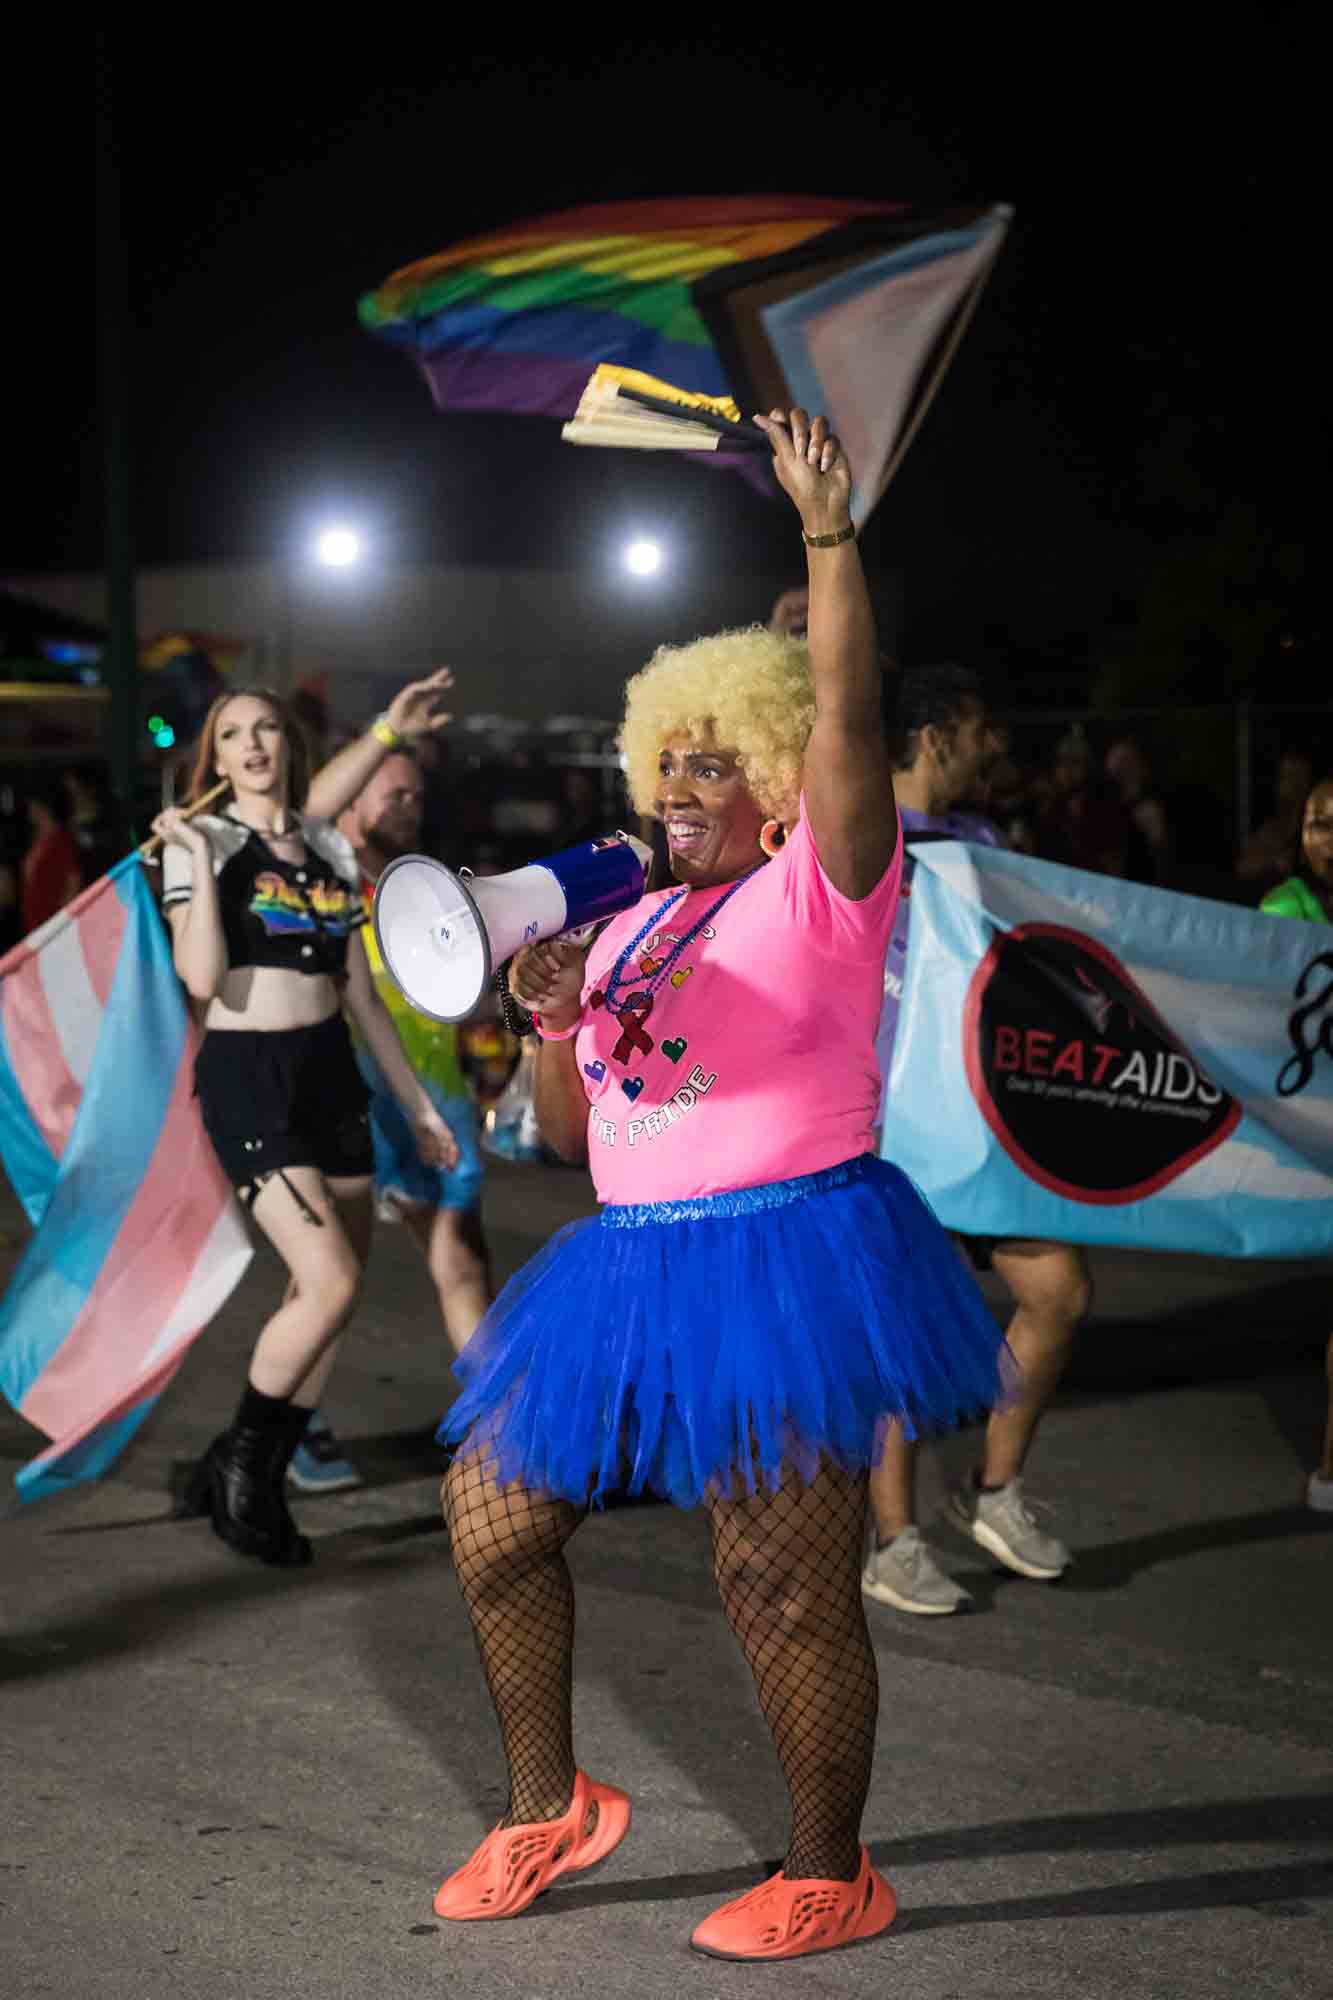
[195,1014,374,1189]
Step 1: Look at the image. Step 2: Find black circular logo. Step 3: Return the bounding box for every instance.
[964,925,1240,1203]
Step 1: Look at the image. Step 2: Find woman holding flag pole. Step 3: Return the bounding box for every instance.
[154,682,458,1567]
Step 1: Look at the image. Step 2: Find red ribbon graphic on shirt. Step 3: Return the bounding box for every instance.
[609,992,655,1066]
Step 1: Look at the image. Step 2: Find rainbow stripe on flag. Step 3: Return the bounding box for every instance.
[359,195,903,417]
[0,858,251,1500]
[360,196,1011,522]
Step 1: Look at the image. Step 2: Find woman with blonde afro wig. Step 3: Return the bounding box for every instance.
[620,625,816,833]
[432,412,1011,1964]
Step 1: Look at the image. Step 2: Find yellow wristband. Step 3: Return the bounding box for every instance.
[370,715,401,750]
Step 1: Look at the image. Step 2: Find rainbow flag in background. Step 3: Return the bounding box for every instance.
[360,196,1011,524]
[0,858,251,1500]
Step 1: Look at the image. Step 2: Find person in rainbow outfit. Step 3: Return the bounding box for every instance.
[339,752,493,1346]
[427,409,1014,1963]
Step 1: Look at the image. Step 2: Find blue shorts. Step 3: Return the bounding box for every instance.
[364,1077,485,1212]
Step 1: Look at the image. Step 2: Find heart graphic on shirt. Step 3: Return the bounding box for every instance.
[661,1036,688,1063]
[639,954,665,976]
[670,968,693,989]
[621,1076,645,1102]
[583,1060,606,1083]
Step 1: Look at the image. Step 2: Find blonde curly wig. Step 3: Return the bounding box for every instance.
[619,626,815,826]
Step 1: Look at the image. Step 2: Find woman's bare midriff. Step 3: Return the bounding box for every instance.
[203,965,343,1033]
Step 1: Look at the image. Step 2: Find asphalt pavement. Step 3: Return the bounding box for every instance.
[2,1160,1331,2000]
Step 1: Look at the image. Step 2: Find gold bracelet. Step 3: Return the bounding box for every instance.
[802,521,857,547]
[370,714,401,750]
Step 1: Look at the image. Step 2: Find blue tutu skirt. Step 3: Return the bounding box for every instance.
[438,1154,1014,1510]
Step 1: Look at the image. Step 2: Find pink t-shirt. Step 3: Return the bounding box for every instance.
[575,795,902,1203]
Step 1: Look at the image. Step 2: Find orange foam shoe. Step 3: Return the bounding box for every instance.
[690,1845,896,1962]
[434,1769,631,1921]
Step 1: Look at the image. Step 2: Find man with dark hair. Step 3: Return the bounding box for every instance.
[886,663,987,767]
[866,666,1088,1616]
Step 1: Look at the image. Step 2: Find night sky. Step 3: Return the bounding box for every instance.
[10,19,1320,687]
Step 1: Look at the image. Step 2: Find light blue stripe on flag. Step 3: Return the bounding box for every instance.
[15,1396,161,1503]
[760,220,999,418]
[0,1004,60,1229]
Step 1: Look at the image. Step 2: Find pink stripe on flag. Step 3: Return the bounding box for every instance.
[79,876,130,1007]
[0,961,83,1161]
[17,1347,186,1485]
[19,1049,233,1438]
[0,862,132,980]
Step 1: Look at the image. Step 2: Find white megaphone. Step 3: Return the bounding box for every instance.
[372,831,654,1023]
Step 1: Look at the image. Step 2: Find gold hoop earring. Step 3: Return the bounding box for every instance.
[759,819,786,858]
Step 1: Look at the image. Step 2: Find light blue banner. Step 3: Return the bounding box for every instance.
[881,844,1333,1258]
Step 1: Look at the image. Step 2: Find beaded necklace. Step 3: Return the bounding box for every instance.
[602,875,754,1011]
[590,865,763,1069]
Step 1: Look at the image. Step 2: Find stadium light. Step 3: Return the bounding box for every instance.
[623,538,663,578]
[314,524,363,569]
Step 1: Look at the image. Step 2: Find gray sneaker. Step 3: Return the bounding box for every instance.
[861,1526,973,1616]
[946,1476,1070,1579]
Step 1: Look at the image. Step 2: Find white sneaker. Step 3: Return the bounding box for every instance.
[1308,1471,1333,1514]
[861,1526,973,1615]
[946,1476,1071,1579]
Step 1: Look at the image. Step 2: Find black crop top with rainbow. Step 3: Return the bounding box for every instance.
[160,812,368,976]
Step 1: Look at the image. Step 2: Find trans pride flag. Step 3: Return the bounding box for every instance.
[883,842,1333,1258]
[0,858,250,1500]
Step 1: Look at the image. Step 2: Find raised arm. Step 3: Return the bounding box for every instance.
[303,666,455,822]
[753,410,897,900]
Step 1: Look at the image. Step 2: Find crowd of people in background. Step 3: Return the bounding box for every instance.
[0,761,121,948]
[2,662,1327,959]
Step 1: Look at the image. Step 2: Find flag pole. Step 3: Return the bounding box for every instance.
[94,34,140,838]
[136,778,231,859]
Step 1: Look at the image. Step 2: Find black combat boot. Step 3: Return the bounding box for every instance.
[177,1387,312,1567]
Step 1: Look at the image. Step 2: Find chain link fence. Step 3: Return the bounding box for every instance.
[987,703,1333,907]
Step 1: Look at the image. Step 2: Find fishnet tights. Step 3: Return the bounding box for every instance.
[708,1459,875,1882]
[443,1451,876,1879]
[445,1453,582,1827]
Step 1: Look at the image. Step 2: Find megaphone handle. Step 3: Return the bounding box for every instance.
[494,961,536,1039]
